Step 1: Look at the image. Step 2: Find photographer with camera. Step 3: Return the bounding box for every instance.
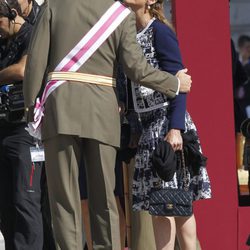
[0,0,40,58]
[0,0,44,249]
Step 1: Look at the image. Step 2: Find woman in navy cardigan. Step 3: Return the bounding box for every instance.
[124,0,211,249]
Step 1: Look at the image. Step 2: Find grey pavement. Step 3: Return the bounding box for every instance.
[0,232,4,250]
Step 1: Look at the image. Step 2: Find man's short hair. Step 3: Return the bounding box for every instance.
[238,35,250,49]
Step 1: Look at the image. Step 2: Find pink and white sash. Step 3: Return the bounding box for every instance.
[27,1,130,139]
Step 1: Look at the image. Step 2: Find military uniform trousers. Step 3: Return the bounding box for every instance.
[0,123,43,250]
[44,134,120,250]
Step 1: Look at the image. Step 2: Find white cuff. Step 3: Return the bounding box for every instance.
[176,77,180,95]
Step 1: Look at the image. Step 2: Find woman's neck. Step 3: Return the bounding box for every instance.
[134,9,152,31]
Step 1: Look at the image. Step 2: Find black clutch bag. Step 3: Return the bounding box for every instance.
[149,150,193,217]
[149,188,193,217]
[152,141,177,182]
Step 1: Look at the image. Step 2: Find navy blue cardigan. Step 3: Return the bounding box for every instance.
[152,20,186,131]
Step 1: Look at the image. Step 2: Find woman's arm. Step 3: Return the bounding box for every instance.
[153,21,187,150]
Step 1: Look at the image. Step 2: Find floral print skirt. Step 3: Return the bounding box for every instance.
[132,108,212,211]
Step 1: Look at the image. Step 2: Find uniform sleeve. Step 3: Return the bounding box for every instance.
[23,0,50,108]
[118,13,178,99]
[154,22,186,130]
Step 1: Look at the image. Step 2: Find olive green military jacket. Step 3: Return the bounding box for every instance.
[23,0,178,147]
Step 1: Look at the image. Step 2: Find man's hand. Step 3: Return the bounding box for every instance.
[176,68,192,93]
[118,101,126,114]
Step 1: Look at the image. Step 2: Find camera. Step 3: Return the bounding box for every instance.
[0,83,24,122]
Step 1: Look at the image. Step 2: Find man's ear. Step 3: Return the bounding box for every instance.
[10,8,18,20]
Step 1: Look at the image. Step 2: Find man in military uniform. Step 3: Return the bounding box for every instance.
[23,0,191,249]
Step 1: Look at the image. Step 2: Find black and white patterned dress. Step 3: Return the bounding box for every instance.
[132,19,212,211]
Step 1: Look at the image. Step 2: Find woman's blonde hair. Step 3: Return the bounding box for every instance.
[148,0,174,31]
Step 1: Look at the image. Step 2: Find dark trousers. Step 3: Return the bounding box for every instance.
[0,123,43,250]
[40,170,56,250]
